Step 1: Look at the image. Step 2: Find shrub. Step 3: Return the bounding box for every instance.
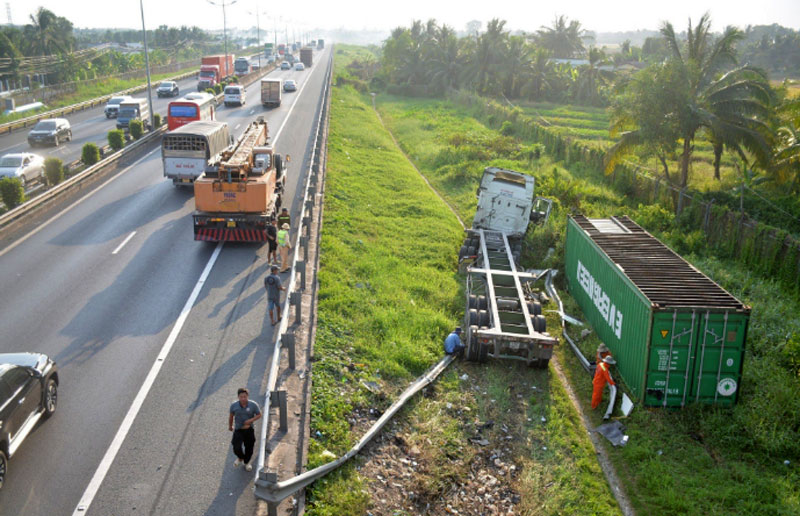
[227,75,239,83]
[153,113,162,128]
[205,88,216,96]
[500,120,514,136]
[129,119,144,140]
[0,177,24,208]
[44,157,64,185]
[81,143,100,166]
[108,129,125,151]
[213,83,223,95]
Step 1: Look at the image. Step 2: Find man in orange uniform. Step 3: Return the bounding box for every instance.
[592,355,617,420]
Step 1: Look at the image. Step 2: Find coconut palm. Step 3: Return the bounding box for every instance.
[575,47,613,105]
[536,15,586,58]
[425,24,462,91]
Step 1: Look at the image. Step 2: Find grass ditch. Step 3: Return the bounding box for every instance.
[374,92,800,515]
[306,46,620,515]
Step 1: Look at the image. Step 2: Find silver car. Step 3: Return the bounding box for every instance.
[0,153,45,186]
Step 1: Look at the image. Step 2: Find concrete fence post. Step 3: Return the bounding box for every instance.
[291,290,302,322]
[283,332,296,370]
[270,390,288,432]
[300,235,309,262]
[296,260,306,288]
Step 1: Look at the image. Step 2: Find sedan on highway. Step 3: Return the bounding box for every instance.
[294,62,305,71]
[283,80,297,92]
[0,353,59,490]
[280,61,291,70]
[0,153,45,186]
[27,118,72,147]
[157,81,180,98]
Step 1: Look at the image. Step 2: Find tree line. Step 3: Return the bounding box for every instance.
[364,15,800,194]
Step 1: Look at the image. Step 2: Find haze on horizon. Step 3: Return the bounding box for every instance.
[6,0,800,36]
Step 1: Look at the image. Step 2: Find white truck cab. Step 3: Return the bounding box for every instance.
[473,167,551,238]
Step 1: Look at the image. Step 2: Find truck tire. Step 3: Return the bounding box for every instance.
[467,245,476,258]
[537,358,550,369]
[275,154,283,178]
[533,315,547,333]
[459,245,468,261]
[478,341,489,363]
[466,325,480,362]
[468,294,477,309]
[477,295,488,311]
[527,301,542,316]
[478,309,490,328]
[468,309,479,327]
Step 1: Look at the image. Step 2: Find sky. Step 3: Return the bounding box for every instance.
[7,0,800,35]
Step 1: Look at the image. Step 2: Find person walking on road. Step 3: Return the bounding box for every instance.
[228,387,262,472]
[264,265,285,326]
[277,207,291,229]
[277,223,292,273]
[444,327,465,357]
[266,218,278,265]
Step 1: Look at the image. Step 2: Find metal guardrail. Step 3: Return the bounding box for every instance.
[0,68,199,136]
[0,125,167,230]
[251,47,458,510]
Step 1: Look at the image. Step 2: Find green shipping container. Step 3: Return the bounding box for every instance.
[565,215,749,407]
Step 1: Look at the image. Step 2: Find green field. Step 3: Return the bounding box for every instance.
[374,91,800,515]
[306,46,621,516]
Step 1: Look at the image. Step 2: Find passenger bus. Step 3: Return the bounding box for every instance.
[161,120,232,185]
[166,92,216,131]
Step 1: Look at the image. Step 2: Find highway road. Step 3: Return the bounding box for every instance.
[0,46,329,516]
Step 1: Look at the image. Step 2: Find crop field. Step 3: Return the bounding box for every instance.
[306,46,621,516]
[514,100,745,193]
[375,91,800,515]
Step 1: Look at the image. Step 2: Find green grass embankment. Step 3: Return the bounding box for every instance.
[374,93,800,516]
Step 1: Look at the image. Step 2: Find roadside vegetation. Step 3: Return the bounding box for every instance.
[372,85,800,515]
[307,45,620,515]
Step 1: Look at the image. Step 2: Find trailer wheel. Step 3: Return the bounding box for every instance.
[478,341,489,363]
[459,245,469,261]
[466,325,480,361]
[467,245,476,258]
[528,301,542,316]
[537,359,550,369]
[477,295,488,311]
[468,309,479,327]
[533,315,547,333]
[275,154,284,178]
[478,310,490,328]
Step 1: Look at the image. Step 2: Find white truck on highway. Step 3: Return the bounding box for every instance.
[161,120,233,186]
[260,78,282,108]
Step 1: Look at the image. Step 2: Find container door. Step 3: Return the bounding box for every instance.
[644,310,699,407]
[690,311,747,407]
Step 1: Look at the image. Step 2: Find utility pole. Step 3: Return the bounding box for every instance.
[139,0,154,129]
[207,0,237,77]
[253,0,262,69]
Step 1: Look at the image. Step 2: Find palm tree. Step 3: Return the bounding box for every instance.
[523,47,552,101]
[536,15,586,58]
[774,122,800,191]
[503,35,530,98]
[425,24,462,91]
[575,47,612,105]
[608,13,774,192]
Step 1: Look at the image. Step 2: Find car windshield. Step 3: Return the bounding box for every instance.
[0,156,22,167]
[33,120,56,131]
[225,87,240,94]
[199,71,215,78]
[118,107,138,117]
[159,83,173,89]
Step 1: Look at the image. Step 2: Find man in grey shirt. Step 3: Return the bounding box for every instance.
[228,387,262,471]
[264,265,285,326]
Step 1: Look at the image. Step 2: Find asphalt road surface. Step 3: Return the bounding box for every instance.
[0,46,329,516]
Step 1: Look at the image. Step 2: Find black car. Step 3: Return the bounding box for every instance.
[27,118,72,147]
[157,81,180,98]
[0,353,58,490]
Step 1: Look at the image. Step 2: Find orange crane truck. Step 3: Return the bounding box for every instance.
[193,118,288,242]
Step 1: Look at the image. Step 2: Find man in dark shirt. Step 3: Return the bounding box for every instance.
[228,387,262,471]
[266,218,278,265]
[264,265,285,326]
[277,207,291,229]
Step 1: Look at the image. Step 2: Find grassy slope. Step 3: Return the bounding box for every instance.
[375,94,800,516]
[306,47,620,515]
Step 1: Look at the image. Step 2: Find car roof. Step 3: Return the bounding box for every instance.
[1,152,37,159]
[0,352,47,369]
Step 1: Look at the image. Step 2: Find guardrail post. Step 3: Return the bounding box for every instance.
[300,235,309,262]
[302,215,311,235]
[291,290,302,322]
[270,390,288,432]
[295,260,306,288]
[283,331,296,370]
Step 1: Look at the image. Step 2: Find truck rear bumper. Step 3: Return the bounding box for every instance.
[194,213,271,242]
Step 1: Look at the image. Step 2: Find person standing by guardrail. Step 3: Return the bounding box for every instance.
[277,223,292,273]
[228,387,262,472]
[277,207,291,229]
[264,265,285,326]
[266,218,278,265]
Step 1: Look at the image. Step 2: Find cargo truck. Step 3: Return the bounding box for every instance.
[234,57,250,76]
[193,118,288,241]
[317,39,324,49]
[459,167,556,366]
[162,120,232,186]
[198,55,234,91]
[264,43,274,57]
[300,47,313,67]
[260,79,282,108]
[564,215,749,407]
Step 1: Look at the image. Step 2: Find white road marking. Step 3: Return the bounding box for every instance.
[111,231,136,255]
[248,109,255,115]
[234,123,241,130]
[272,59,321,145]
[0,147,160,260]
[72,241,224,515]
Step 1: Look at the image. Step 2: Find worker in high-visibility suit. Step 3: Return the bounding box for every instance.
[592,355,617,420]
[596,343,610,364]
[277,223,292,273]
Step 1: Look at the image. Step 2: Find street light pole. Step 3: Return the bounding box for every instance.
[139,0,154,129]
[254,2,262,69]
[207,0,237,77]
